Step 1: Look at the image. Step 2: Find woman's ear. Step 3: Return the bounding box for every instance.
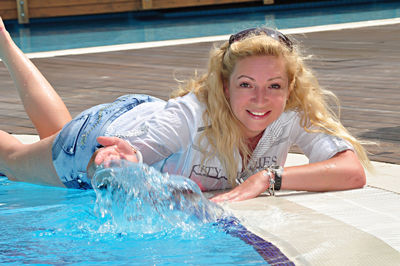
[223,80,229,98]
[287,77,296,100]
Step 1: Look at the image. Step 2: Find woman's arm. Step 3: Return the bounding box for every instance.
[210,149,366,202]
[281,149,365,191]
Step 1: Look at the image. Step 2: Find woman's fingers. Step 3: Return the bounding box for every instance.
[210,173,270,202]
[97,136,134,154]
[211,190,253,202]
[210,190,238,202]
[94,137,139,166]
[96,136,120,147]
[93,146,114,165]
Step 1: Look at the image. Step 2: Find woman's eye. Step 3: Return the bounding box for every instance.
[240,82,251,88]
[270,84,281,89]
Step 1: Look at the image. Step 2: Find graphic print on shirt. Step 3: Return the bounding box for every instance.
[236,155,278,184]
[188,125,230,189]
[189,164,227,181]
[188,164,228,191]
[249,156,278,172]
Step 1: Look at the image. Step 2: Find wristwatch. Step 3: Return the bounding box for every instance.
[269,165,283,191]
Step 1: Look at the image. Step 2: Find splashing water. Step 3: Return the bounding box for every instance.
[0,163,274,264]
[91,161,225,236]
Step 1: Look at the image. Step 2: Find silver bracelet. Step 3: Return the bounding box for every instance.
[263,165,283,196]
[129,145,143,163]
[132,148,143,163]
[262,168,275,196]
[135,149,143,164]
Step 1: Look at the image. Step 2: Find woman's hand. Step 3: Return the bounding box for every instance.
[210,171,270,202]
[94,136,139,167]
[87,136,140,179]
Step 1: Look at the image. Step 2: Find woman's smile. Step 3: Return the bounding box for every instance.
[247,110,271,118]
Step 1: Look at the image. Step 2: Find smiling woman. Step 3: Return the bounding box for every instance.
[171,28,370,201]
[225,55,290,140]
[0,16,370,202]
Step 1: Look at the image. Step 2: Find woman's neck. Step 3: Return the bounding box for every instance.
[247,131,264,152]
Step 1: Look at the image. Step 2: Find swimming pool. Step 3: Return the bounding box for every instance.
[3,0,400,53]
[0,163,294,264]
[1,1,399,264]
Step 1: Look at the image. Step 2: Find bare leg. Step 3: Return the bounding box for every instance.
[0,130,64,187]
[0,17,72,139]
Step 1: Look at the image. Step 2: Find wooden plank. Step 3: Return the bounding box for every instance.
[146,0,256,9]
[1,0,142,21]
[28,2,142,18]
[1,0,17,9]
[28,0,136,8]
[0,10,18,20]
[2,0,263,21]
[142,0,153,9]
[263,0,274,4]
[0,0,17,20]
[16,0,30,24]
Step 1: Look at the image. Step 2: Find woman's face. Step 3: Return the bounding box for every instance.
[225,55,290,139]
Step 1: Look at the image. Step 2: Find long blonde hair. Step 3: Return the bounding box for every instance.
[171,33,371,186]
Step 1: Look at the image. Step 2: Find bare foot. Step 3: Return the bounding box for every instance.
[0,17,12,59]
[0,17,8,37]
[0,17,5,31]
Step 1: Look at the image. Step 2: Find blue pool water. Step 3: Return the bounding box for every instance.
[0,162,293,264]
[3,0,400,53]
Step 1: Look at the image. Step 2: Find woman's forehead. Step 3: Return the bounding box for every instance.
[232,56,286,74]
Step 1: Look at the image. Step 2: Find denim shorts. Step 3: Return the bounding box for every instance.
[52,94,161,189]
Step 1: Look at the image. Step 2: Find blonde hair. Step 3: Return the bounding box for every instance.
[171,33,371,186]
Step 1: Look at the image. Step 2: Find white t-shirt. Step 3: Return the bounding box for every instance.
[105,93,352,191]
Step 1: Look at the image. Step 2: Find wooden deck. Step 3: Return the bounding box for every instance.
[1,0,266,24]
[0,23,399,164]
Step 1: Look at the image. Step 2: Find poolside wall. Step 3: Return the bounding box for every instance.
[1,0,272,24]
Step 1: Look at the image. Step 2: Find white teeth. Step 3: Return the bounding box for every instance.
[250,111,266,116]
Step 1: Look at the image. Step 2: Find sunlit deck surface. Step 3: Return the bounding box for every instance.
[0,23,399,164]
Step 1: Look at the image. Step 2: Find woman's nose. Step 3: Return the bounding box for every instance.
[252,86,268,103]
